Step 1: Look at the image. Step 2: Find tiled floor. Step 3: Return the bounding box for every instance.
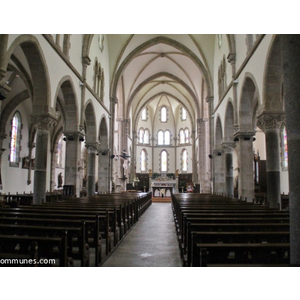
[101,202,182,267]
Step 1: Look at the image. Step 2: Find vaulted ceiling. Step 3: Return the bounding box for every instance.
[109,34,216,127]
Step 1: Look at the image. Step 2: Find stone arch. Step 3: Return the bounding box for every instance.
[54,76,79,133]
[224,100,235,142]
[84,100,97,144]
[215,116,223,148]
[263,35,283,111]
[6,35,50,115]
[239,74,260,131]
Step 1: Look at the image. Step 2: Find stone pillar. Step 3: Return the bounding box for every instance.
[86,144,98,197]
[197,118,210,193]
[31,115,57,204]
[280,35,300,265]
[98,149,110,193]
[257,112,285,208]
[64,131,84,197]
[222,142,235,197]
[212,148,224,194]
[233,131,255,202]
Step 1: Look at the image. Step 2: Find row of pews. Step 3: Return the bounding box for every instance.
[0,192,152,267]
[171,193,291,267]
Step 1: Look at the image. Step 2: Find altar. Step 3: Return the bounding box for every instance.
[151,180,177,197]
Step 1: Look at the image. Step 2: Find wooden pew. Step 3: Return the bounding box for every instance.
[0,223,89,267]
[188,230,290,267]
[0,231,68,267]
[0,216,102,267]
[192,242,290,267]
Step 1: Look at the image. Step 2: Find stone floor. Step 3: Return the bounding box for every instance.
[101,202,182,267]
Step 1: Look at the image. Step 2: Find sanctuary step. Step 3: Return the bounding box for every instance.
[152,197,171,203]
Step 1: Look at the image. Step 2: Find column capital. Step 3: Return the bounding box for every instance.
[227,53,236,64]
[85,142,101,153]
[31,114,57,131]
[206,96,214,103]
[233,130,256,141]
[222,141,236,151]
[82,55,91,66]
[256,111,285,132]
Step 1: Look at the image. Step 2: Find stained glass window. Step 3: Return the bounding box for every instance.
[139,128,144,143]
[57,135,63,167]
[182,149,187,171]
[282,125,288,169]
[10,111,22,165]
[179,129,185,144]
[161,150,167,172]
[141,149,146,171]
[185,128,190,143]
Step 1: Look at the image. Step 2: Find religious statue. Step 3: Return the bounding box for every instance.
[149,169,152,177]
[58,172,63,188]
[175,169,179,177]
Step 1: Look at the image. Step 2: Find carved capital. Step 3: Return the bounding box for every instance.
[257,112,285,132]
[31,114,57,131]
[86,142,101,154]
[82,55,91,66]
[206,96,214,103]
[227,53,236,64]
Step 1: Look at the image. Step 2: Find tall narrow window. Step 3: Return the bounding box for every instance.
[182,149,188,171]
[158,130,164,145]
[141,149,147,171]
[10,111,22,166]
[139,128,144,144]
[141,108,147,121]
[179,129,185,144]
[165,130,170,145]
[182,107,187,120]
[161,150,167,172]
[282,125,288,170]
[144,129,149,144]
[185,128,190,143]
[56,135,63,167]
[161,106,167,122]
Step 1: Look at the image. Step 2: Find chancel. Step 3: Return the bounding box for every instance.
[0,34,300,268]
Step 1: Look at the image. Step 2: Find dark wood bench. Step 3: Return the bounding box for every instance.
[0,215,102,266]
[0,232,68,266]
[191,242,290,267]
[0,223,88,266]
[187,230,290,267]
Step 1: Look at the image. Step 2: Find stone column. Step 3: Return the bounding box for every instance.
[98,149,110,193]
[233,131,255,202]
[212,148,224,194]
[31,115,57,204]
[222,142,235,197]
[86,143,99,197]
[64,131,84,197]
[197,118,210,193]
[280,35,300,265]
[257,112,285,208]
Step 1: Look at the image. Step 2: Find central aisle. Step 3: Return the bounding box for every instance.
[101,202,182,267]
